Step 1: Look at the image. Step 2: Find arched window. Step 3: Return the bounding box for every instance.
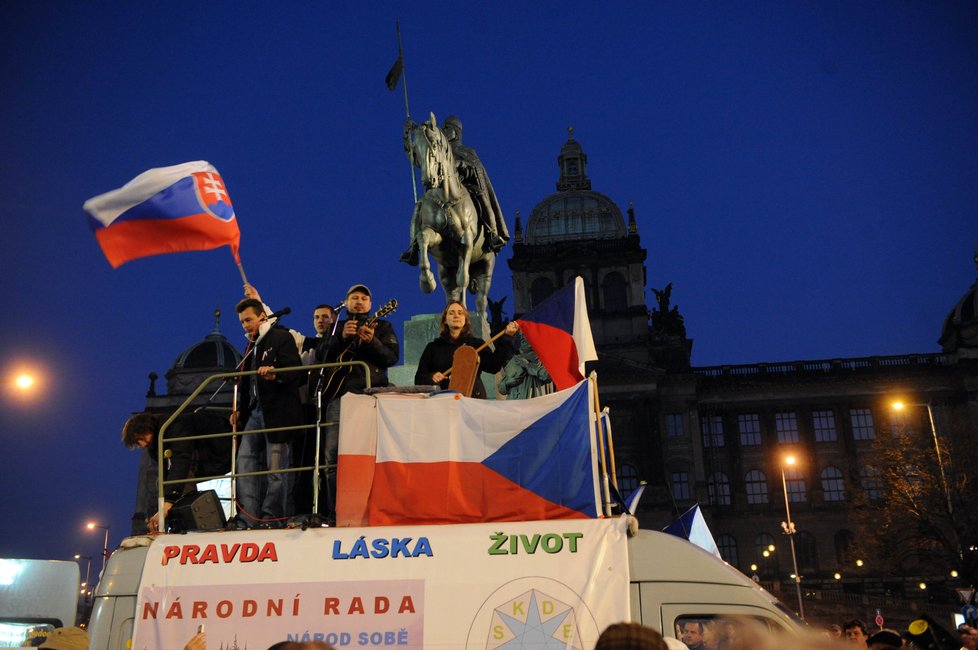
[795,531,818,573]
[860,466,883,501]
[745,470,769,505]
[530,276,555,308]
[708,472,731,506]
[835,529,855,566]
[617,463,639,500]
[820,466,846,501]
[716,534,738,567]
[784,468,807,503]
[601,271,628,311]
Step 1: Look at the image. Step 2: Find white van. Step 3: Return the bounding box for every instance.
[0,558,80,647]
[88,518,798,649]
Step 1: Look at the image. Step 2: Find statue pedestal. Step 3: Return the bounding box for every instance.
[389,311,499,398]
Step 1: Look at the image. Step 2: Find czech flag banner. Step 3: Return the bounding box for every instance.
[517,276,598,390]
[83,161,240,268]
[336,379,601,526]
[663,504,722,559]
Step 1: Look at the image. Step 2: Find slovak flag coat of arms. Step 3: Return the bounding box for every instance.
[84,160,241,267]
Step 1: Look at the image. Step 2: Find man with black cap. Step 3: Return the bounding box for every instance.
[317,283,399,522]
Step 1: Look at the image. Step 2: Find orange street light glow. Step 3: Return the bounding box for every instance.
[14,374,34,390]
[785,456,797,466]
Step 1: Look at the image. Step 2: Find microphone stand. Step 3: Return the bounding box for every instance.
[307,306,346,527]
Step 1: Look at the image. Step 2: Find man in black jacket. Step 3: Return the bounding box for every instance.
[232,298,303,528]
[318,283,399,522]
[123,410,231,532]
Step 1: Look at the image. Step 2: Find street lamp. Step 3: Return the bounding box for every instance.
[73,554,92,603]
[891,401,952,516]
[780,455,805,620]
[86,522,110,577]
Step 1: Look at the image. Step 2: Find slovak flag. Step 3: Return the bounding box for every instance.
[336,379,601,526]
[517,276,598,390]
[83,161,241,268]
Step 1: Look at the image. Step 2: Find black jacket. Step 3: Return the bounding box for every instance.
[149,411,232,503]
[415,333,515,399]
[238,324,303,442]
[320,318,399,398]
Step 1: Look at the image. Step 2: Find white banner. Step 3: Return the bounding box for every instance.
[131,518,630,649]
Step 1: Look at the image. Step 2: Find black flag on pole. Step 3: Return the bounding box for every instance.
[385,56,403,91]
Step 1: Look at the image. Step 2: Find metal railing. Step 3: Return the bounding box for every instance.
[156,360,370,532]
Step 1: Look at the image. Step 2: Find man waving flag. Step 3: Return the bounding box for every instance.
[517,276,598,390]
[84,161,241,268]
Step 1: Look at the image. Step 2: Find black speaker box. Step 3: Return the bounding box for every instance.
[167,489,227,532]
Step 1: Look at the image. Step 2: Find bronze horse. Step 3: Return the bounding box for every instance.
[406,113,496,318]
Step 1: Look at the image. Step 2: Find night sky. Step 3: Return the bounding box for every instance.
[1,2,976,565]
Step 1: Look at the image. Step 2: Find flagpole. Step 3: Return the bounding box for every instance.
[590,372,613,516]
[235,261,248,285]
[394,20,419,205]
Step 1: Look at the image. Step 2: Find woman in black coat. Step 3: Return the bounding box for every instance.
[415,301,519,399]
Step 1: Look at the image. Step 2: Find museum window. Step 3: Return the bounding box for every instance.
[795,532,818,573]
[859,466,883,501]
[775,412,799,444]
[617,462,639,499]
[755,533,778,578]
[716,534,738,567]
[601,271,628,311]
[530,276,555,308]
[665,413,685,437]
[738,413,761,446]
[671,471,691,501]
[708,472,731,506]
[783,467,807,503]
[835,529,855,566]
[745,469,769,505]
[701,415,724,448]
[812,410,838,442]
[820,466,846,501]
[850,408,876,440]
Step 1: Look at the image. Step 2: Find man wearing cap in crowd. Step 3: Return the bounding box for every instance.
[318,283,399,523]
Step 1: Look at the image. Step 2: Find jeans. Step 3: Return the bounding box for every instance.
[323,399,341,519]
[236,405,292,526]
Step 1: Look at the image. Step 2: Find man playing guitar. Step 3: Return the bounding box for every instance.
[318,283,399,523]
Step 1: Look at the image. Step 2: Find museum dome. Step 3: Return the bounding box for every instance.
[524,129,627,245]
[939,257,978,355]
[171,309,243,372]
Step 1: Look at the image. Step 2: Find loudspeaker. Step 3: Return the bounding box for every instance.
[167,489,227,532]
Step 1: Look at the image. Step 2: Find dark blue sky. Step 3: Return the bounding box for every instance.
[1,2,976,563]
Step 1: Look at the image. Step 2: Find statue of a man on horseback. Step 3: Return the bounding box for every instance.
[399,113,502,318]
[400,114,508,266]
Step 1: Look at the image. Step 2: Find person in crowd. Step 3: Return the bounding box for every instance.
[319,284,399,523]
[123,410,232,532]
[843,620,870,649]
[959,624,978,650]
[229,298,303,529]
[680,621,708,650]
[866,629,903,650]
[415,300,518,398]
[595,622,669,650]
[241,283,340,517]
[827,625,843,640]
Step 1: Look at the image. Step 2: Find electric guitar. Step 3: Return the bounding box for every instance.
[318,299,398,402]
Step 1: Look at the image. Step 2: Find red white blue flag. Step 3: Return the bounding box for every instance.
[83,161,241,268]
[517,276,598,390]
[336,379,601,526]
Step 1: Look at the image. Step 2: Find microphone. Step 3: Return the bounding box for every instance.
[267,306,292,320]
[333,300,347,311]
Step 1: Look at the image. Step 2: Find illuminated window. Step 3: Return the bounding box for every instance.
[776,412,799,444]
[784,467,807,503]
[716,534,738,566]
[618,463,639,498]
[850,408,876,440]
[745,469,769,505]
[701,415,724,448]
[671,471,691,500]
[820,466,846,501]
[708,472,731,506]
[665,413,685,437]
[813,410,838,442]
[738,414,761,446]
